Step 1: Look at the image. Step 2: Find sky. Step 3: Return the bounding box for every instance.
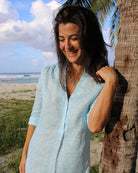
[0,0,115,73]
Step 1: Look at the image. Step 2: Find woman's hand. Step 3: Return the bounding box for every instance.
[19,125,36,173]
[19,152,27,173]
[96,66,118,88]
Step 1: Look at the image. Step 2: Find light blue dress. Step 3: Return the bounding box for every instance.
[25,64,104,173]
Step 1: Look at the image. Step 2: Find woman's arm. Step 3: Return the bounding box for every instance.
[88,66,118,133]
[19,125,36,173]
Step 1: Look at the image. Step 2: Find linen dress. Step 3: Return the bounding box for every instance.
[25,64,104,173]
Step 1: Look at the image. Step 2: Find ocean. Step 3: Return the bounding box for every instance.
[0,72,40,84]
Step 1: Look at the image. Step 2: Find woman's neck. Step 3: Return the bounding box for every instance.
[67,63,84,76]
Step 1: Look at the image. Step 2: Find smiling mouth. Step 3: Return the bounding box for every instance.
[66,50,78,56]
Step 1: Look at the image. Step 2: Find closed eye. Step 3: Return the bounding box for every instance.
[71,36,79,41]
[59,39,64,42]
[58,36,64,42]
[58,34,79,42]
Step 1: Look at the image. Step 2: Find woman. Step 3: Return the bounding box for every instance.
[19,5,118,173]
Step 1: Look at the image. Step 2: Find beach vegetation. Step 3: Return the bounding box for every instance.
[8,150,22,173]
[90,164,99,173]
[10,89,36,93]
[91,130,104,142]
[0,98,34,155]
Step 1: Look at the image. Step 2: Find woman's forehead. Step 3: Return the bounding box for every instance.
[58,23,79,36]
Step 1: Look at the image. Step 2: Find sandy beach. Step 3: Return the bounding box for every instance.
[0,83,37,100]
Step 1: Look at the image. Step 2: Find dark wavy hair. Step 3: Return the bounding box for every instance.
[54,5,108,89]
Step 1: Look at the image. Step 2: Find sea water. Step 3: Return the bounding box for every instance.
[0,72,40,84]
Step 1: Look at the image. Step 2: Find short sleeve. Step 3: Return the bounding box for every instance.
[86,83,104,130]
[28,68,44,126]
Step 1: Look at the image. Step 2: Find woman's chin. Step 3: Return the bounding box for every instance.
[66,55,79,63]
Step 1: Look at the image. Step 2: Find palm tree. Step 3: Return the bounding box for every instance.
[62,0,138,172]
[99,0,138,172]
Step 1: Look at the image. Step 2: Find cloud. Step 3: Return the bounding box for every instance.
[42,51,56,58]
[32,59,38,66]
[0,0,18,23]
[0,0,11,14]
[0,0,60,55]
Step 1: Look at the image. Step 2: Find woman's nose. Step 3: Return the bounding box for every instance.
[65,40,71,50]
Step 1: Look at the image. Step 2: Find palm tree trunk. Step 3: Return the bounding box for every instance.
[99,0,138,172]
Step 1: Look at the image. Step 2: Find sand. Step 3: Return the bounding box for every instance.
[0,83,37,100]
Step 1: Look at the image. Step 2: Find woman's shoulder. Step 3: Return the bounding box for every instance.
[41,63,59,74]
[83,71,105,93]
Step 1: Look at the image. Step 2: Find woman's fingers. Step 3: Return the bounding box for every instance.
[19,164,25,173]
[19,158,26,173]
[96,66,118,85]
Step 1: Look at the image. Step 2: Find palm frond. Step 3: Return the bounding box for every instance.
[90,0,115,25]
[110,7,120,46]
[61,0,92,8]
[62,0,115,25]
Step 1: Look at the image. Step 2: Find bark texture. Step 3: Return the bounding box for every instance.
[99,0,138,172]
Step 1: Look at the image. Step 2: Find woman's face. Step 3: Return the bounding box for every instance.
[58,23,82,65]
